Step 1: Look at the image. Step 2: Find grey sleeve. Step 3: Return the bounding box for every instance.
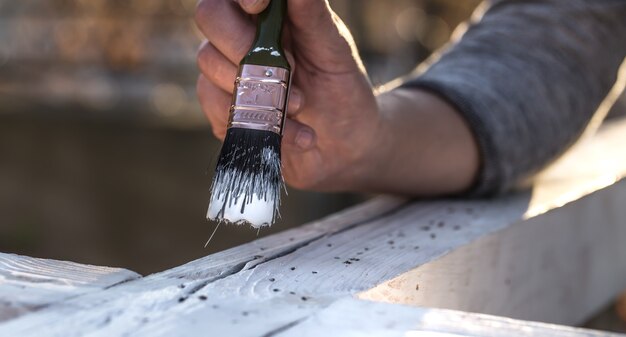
[401,0,626,196]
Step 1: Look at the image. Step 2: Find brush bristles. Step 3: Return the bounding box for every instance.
[207,128,283,228]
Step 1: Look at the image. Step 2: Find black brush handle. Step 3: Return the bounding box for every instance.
[240,0,290,69]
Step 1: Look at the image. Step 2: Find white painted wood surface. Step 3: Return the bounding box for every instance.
[359,119,626,325]
[0,118,625,336]
[0,253,139,322]
[359,182,626,325]
[279,298,623,337]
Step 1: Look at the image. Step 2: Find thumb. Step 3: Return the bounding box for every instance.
[287,0,364,74]
[288,0,334,32]
[236,0,363,74]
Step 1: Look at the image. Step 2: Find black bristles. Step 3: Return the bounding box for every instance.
[209,128,283,226]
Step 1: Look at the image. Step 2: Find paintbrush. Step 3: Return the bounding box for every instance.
[207,0,291,229]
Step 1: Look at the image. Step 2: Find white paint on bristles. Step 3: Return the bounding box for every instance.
[207,190,274,228]
[207,147,281,228]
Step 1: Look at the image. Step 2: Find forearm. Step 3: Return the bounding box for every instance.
[401,0,626,195]
[356,88,480,196]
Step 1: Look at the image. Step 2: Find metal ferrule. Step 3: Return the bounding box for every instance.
[228,64,290,134]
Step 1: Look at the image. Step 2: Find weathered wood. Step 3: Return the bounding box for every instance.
[0,196,406,334]
[358,119,626,325]
[278,298,623,337]
[0,253,140,322]
[0,119,625,336]
[359,181,626,325]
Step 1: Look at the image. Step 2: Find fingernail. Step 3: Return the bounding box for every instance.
[289,89,303,112]
[242,0,259,8]
[295,128,315,150]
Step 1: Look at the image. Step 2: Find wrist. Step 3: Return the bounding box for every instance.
[354,87,480,196]
[347,90,398,192]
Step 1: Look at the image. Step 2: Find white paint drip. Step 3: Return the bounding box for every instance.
[207,191,274,228]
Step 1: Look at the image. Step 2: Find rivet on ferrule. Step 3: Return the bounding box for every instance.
[228,64,290,134]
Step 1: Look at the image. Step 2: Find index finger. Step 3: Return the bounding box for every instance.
[195,0,255,64]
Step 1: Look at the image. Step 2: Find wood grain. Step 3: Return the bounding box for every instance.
[1,119,626,335]
[359,181,626,324]
[0,253,140,322]
[278,298,623,337]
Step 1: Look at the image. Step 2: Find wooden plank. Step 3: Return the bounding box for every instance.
[277,298,624,337]
[0,197,406,336]
[0,253,140,322]
[358,119,626,325]
[1,119,625,335]
[359,180,626,325]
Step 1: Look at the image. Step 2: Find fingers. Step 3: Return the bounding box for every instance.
[195,0,255,64]
[197,74,231,140]
[197,39,304,116]
[282,118,316,151]
[287,88,303,117]
[195,0,311,134]
[197,40,238,94]
[196,0,359,76]
[287,0,335,33]
[287,0,361,74]
[197,71,307,142]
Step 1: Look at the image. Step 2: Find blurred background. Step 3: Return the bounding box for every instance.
[0,0,483,274]
[0,0,625,332]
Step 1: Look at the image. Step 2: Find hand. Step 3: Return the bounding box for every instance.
[195,0,382,192]
[195,0,480,195]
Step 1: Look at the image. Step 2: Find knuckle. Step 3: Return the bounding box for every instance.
[194,1,206,27]
[196,42,213,72]
[233,41,251,61]
[194,0,216,31]
[208,60,222,82]
[216,61,235,86]
[196,41,209,68]
[287,175,316,190]
[197,43,232,90]
[196,74,207,96]
[287,179,307,190]
[212,126,226,140]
